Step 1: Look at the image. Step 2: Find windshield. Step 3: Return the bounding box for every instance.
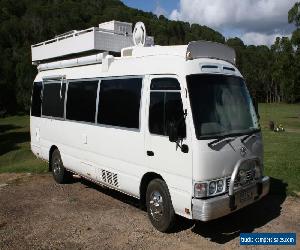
[187,74,259,139]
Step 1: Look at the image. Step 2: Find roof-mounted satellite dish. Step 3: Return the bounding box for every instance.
[133,22,146,47]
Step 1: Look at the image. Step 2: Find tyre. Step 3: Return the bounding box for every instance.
[146,179,176,232]
[51,149,72,184]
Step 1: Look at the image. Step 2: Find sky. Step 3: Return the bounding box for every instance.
[121,0,298,46]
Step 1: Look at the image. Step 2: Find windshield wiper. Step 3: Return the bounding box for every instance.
[208,135,238,147]
[241,129,260,143]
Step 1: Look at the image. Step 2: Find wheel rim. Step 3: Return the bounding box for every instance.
[149,191,164,221]
[53,156,62,176]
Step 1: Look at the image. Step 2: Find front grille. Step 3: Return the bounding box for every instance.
[242,169,256,185]
[225,177,238,191]
[226,169,255,191]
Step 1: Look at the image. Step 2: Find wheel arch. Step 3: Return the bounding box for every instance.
[139,172,165,209]
[48,145,58,171]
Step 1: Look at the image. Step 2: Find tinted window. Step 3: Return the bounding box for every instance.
[149,92,164,135]
[150,78,181,90]
[31,82,42,117]
[98,78,142,129]
[165,92,186,138]
[42,82,66,118]
[66,81,98,123]
[149,90,186,137]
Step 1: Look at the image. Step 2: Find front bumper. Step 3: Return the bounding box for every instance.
[192,176,270,221]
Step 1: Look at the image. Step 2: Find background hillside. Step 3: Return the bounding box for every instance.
[0,0,299,113]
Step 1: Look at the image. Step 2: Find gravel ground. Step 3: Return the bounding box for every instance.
[0,173,299,250]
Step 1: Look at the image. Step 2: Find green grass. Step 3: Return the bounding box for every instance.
[259,103,300,196]
[0,104,299,195]
[0,115,47,173]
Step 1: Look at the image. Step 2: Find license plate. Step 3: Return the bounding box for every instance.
[239,189,253,203]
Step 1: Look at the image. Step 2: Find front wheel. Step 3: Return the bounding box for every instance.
[146,179,176,232]
[51,149,72,184]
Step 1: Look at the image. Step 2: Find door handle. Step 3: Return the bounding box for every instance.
[147,151,154,156]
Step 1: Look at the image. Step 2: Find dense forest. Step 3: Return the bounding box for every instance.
[0,0,299,113]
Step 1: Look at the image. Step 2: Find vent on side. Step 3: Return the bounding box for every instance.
[223,66,235,72]
[101,169,119,187]
[201,64,220,73]
[201,65,218,69]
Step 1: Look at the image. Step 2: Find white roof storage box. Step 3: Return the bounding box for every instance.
[31,21,134,63]
[99,20,132,35]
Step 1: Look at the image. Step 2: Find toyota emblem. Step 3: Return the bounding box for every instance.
[240,146,247,157]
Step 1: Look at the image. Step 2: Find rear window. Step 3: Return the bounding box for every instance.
[42,82,66,118]
[31,82,42,117]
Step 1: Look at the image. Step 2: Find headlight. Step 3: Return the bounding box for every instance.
[209,181,216,195]
[217,180,224,192]
[194,182,207,198]
[194,177,227,198]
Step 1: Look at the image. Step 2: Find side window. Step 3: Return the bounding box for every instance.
[42,81,66,118]
[150,78,181,90]
[149,78,186,137]
[66,80,99,123]
[149,92,164,135]
[31,82,42,117]
[98,78,142,129]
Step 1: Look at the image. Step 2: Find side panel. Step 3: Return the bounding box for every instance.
[53,77,147,197]
[30,116,42,158]
[30,81,43,158]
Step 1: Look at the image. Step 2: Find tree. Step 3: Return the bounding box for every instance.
[271,37,297,103]
[288,2,300,102]
[226,37,245,71]
[288,2,300,27]
[289,2,300,47]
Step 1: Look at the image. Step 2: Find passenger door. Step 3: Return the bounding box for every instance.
[145,75,193,216]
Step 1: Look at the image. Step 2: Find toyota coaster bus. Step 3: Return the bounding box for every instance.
[30,21,270,232]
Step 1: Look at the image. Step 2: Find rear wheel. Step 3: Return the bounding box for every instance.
[146,179,176,232]
[51,149,72,184]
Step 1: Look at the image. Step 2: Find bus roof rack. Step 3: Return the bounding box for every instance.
[32,21,236,67]
[31,20,154,64]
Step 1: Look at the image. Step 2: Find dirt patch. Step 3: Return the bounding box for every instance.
[0,173,299,249]
[0,173,33,185]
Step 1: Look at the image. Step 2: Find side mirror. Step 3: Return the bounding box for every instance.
[168,122,178,142]
[181,144,189,153]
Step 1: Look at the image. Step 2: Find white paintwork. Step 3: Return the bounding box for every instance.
[99,20,133,35]
[37,53,108,71]
[31,21,154,63]
[31,27,133,62]
[30,28,266,221]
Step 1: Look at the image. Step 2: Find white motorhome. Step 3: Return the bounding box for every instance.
[30,21,270,232]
